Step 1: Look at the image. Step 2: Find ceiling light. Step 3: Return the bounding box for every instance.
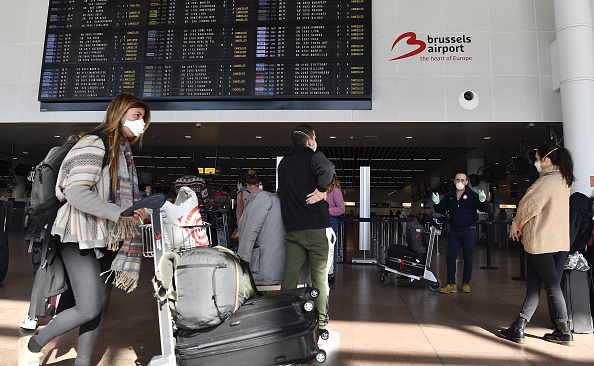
[184,135,191,139]
[23,152,28,154]
[54,135,60,138]
[405,136,413,139]
[256,136,263,139]
[484,136,491,140]
[329,136,336,139]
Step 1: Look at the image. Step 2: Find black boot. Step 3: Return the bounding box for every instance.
[498,317,527,344]
[543,321,574,346]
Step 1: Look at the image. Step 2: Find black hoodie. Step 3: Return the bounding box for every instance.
[277,145,334,232]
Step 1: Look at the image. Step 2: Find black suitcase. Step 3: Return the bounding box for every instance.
[386,245,426,276]
[175,287,326,366]
[561,269,594,333]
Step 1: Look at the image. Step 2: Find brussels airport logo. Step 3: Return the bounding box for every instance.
[389,32,473,62]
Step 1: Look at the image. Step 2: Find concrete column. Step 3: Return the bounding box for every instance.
[554,0,594,196]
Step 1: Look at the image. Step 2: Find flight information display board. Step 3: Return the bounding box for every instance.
[39,0,371,110]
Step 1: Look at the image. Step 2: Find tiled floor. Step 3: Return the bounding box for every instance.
[2,229,594,365]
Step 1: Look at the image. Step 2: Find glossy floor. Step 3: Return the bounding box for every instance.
[1,231,594,365]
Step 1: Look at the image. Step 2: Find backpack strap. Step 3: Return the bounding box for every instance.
[84,132,110,169]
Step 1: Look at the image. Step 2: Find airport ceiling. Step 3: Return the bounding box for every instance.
[1,121,562,196]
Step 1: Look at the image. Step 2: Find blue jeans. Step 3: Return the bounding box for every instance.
[446,227,476,285]
[330,217,338,277]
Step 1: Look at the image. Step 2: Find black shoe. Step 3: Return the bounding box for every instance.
[543,321,574,346]
[328,276,335,284]
[498,317,527,344]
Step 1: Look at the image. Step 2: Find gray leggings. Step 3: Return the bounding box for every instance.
[30,241,115,366]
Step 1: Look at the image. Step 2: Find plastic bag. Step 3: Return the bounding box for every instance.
[161,187,209,249]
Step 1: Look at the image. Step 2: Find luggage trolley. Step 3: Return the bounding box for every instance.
[377,213,445,291]
[122,194,210,366]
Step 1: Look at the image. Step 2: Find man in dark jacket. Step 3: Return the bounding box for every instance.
[433,173,490,294]
[278,124,335,342]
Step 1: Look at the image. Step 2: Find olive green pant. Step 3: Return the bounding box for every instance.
[281,228,332,329]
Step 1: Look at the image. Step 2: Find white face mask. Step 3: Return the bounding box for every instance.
[122,118,145,137]
[455,182,465,191]
[311,142,317,151]
[534,161,542,173]
[258,184,263,190]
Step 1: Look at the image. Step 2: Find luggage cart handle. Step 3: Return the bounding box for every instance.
[121,194,167,217]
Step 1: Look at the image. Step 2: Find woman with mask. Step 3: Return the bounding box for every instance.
[499,142,575,346]
[18,93,150,366]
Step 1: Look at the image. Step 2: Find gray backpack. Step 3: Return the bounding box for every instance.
[27,133,109,227]
[152,246,254,330]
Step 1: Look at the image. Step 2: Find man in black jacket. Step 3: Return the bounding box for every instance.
[278,124,335,342]
[433,173,490,294]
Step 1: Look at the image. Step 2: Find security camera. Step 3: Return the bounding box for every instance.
[527,123,535,129]
[463,91,474,101]
[195,123,202,128]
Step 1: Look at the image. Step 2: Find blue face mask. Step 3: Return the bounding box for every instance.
[258,184,263,190]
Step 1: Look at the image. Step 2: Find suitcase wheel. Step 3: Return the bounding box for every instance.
[319,329,329,340]
[315,349,327,363]
[310,288,319,299]
[379,271,388,285]
[429,279,441,292]
[304,300,315,312]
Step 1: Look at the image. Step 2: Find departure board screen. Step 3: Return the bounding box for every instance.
[39,0,371,111]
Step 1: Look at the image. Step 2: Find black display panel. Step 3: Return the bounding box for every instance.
[39,0,371,111]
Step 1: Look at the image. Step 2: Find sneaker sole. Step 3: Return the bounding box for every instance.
[461,290,470,293]
[439,290,457,293]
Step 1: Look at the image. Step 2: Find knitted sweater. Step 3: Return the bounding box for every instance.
[513,166,570,255]
[327,187,345,217]
[52,135,122,249]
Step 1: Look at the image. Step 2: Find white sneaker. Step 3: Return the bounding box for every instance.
[318,329,340,347]
[17,335,42,366]
[20,316,38,331]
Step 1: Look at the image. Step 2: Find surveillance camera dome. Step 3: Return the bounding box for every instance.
[195,123,202,128]
[459,90,479,110]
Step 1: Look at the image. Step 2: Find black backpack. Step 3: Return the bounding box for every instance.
[27,132,109,227]
[405,221,427,254]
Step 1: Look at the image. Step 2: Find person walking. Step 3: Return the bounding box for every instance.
[433,172,490,294]
[17,93,151,366]
[277,124,336,344]
[498,143,575,346]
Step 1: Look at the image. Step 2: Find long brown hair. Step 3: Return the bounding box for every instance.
[328,172,341,191]
[90,93,151,193]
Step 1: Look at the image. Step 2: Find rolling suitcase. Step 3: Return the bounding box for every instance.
[175,287,327,366]
[386,245,426,276]
[561,269,594,333]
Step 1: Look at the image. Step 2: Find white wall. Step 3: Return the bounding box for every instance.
[0,0,576,124]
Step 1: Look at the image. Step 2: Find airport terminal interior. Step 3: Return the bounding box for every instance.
[3,0,594,365]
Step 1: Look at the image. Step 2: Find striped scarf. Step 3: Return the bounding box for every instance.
[107,139,143,292]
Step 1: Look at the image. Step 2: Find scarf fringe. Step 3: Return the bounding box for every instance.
[106,218,138,251]
[113,271,138,293]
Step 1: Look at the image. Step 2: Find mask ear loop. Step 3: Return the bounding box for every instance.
[541,147,559,164]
